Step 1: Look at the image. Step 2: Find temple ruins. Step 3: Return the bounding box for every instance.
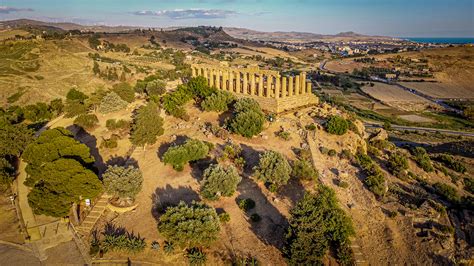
[191,64,319,113]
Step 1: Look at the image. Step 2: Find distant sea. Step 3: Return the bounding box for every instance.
[403,37,474,44]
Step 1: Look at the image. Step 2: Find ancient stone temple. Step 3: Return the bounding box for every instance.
[191,64,319,113]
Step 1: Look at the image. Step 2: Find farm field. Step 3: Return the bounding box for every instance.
[400,81,474,99]
[361,82,433,111]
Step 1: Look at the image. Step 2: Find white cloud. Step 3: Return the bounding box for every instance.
[0,6,34,14]
[133,9,236,19]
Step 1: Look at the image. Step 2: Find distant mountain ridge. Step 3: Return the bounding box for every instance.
[0,19,395,42]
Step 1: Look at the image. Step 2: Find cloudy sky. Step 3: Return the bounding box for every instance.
[0,0,473,37]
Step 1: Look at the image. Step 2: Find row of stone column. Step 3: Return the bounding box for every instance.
[192,67,312,99]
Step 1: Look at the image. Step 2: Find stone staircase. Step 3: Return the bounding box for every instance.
[76,194,112,235]
[349,237,368,266]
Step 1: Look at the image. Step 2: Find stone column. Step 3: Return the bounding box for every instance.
[258,74,264,96]
[215,69,221,89]
[295,75,300,95]
[203,68,209,85]
[306,82,312,94]
[235,71,241,93]
[222,71,228,91]
[250,72,256,95]
[300,72,306,90]
[229,70,234,92]
[288,76,294,96]
[275,75,281,99]
[282,77,287,98]
[243,72,248,94]
[266,74,273,97]
[192,67,196,77]
[209,69,215,88]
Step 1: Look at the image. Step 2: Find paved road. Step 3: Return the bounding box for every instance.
[365,123,474,137]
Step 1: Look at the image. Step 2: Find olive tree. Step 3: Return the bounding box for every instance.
[130,102,164,148]
[253,150,291,192]
[99,91,128,114]
[103,165,143,204]
[200,164,241,200]
[158,201,220,248]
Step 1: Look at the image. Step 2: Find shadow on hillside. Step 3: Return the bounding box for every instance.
[389,137,474,158]
[151,185,200,221]
[156,135,188,160]
[67,125,106,174]
[240,144,263,176]
[237,177,288,251]
[190,157,216,182]
[277,178,306,208]
[106,155,139,168]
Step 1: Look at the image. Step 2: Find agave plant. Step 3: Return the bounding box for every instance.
[186,247,207,266]
[163,241,175,254]
[151,241,160,250]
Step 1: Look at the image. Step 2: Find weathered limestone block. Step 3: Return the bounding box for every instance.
[306,82,312,94]
[258,74,264,96]
[266,75,273,98]
[236,71,241,93]
[215,69,221,89]
[209,69,215,87]
[229,71,234,92]
[282,77,287,98]
[289,76,294,96]
[250,73,256,95]
[222,71,228,91]
[243,72,248,94]
[275,76,281,99]
[295,76,300,95]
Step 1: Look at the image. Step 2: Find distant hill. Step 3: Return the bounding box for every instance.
[0,19,140,33]
[224,27,396,43]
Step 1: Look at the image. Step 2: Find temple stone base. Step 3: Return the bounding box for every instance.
[191,64,319,113]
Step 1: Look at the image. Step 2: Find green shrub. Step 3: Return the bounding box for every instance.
[387,152,409,177]
[464,178,474,194]
[112,82,135,103]
[130,102,164,147]
[319,146,329,155]
[436,154,467,174]
[356,151,386,198]
[433,182,460,203]
[340,149,353,160]
[106,119,130,131]
[292,159,319,181]
[238,198,255,212]
[162,139,209,171]
[73,114,99,130]
[411,147,434,172]
[100,136,118,149]
[200,164,241,200]
[151,241,160,250]
[337,180,349,189]
[158,201,220,248]
[219,212,230,223]
[201,91,235,112]
[305,123,317,131]
[325,115,349,135]
[102,226,146,253]
[103,165,143,201]
[253,150,291,192]
[229,109,265,138]
[66,88,88,102]
[276,130,291,141]
[328,149,337,157]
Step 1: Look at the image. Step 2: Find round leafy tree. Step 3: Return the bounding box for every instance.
[325,116,349,135]
[145,80,167,96]
[229,98,265,138]
[73,114,99,130]
[292,159,319,181]
[162,139,209,171]
[130,102,164,148]
[253,150,291,192]
[103,165,143,204]
[27,158,102,217]
[201,91,235,112]
[112,82,135,103]
[200,164,241,200]
[158,201,220,248]
[99,91,128,114]
[284,186,355,265]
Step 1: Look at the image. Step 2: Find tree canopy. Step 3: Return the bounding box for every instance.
[99,91,128,114]
[284,186,355,265]
[103,165,143,201]
[229,98,265,138]
[253,150,291,192]
[200,164,241,200]
[325,116,349,135]
[130,102,164,147]
[158,201,220,248]
[162,139,209,171]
